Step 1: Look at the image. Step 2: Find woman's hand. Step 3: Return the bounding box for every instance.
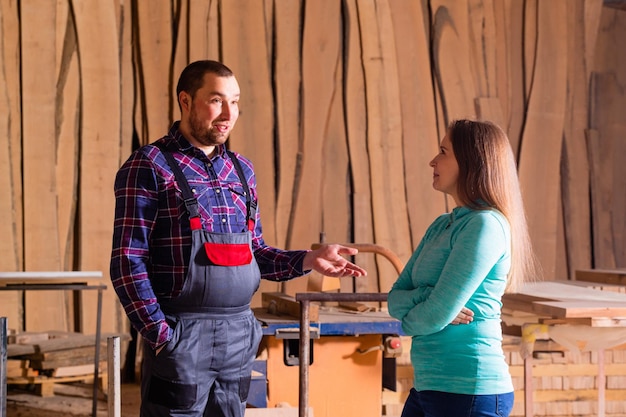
[302,244,367,277]
[450,307,474,325]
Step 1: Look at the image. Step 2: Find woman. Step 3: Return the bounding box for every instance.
[388,119,540,417]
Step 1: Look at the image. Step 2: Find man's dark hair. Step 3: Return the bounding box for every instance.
[176,60,234,98]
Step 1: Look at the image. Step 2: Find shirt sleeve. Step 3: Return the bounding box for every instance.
[109,150,171,350]
[394,212,508,336]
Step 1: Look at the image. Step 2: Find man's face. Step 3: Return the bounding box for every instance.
[185,73,240,149]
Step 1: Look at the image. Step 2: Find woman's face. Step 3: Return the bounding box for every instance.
[429,133,460,204]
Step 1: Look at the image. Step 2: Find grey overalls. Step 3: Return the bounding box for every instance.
[141,149,263,417]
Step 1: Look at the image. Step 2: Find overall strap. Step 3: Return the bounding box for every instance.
[226,151,257,232]
[159,149,202,230]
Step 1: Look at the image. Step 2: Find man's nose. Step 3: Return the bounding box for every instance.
[222,103,237,119]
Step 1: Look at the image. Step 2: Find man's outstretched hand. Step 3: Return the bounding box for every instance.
[302,244,367,278]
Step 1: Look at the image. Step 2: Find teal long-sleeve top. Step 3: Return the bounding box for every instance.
[388,205,513,395]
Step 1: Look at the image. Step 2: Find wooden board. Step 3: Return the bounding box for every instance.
[388,0,445,248]
[20,1,66,332]
[261,292,319,322]
[517,0,568,280]
[430,0,478,121]
[576,269,626,285]
[343,0,377,294]
[357,0,412,293]
[560,0,603,280]
[503,281,626,320]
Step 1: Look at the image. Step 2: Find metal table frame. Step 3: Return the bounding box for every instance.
[295,292,390,417]
[0,272,105,417]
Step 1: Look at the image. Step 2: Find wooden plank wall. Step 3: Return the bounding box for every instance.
[0,0,624,338]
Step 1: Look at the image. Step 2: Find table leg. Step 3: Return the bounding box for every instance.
[524,356,533,417]
[92,288,103,417]
[598,349,605,417]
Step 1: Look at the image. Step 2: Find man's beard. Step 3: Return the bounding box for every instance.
[189,110,229,147]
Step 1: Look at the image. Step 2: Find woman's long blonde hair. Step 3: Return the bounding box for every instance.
[448,119,541,292]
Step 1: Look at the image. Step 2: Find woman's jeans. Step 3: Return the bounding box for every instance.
[401,388,514,417]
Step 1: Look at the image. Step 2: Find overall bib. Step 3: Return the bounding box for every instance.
[141,149,263,417]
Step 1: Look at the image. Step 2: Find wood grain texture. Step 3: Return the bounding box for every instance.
[189,0,220,61]
[592,7,626,270]
[343,0,378,294]
[133,1,173,144]
[431,0,478,122]
[20,0,66,331]
[518,0,569,280]
[560,0,602,279]
[503,281,626,319]
[388,0,445,248]
[357,0,412,292]
[72,0,122,334]
[0,0,22,329]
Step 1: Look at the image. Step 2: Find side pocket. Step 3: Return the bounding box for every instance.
[238,375,252,402]
[148,375,197,409]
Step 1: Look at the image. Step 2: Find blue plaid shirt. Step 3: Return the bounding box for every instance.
[110,122,308,348]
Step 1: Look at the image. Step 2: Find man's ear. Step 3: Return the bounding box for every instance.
[179,92,190,108]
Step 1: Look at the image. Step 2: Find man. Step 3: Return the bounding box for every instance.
[110,60,366,417]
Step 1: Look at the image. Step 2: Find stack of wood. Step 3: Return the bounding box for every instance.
[6,330,110,397]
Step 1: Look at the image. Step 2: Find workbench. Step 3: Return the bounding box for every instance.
[253,298,402,417]
[501,279,626,417]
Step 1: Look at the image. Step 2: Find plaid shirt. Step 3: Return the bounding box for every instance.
[110,122,308,348]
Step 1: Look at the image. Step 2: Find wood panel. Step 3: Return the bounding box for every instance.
[493,0,526,154]
[20,1,66,332]
[189,0,219,62]
[518,0,569,280]
[592,7,626,270]
[560,0,603,279]
[55,2,79,273]
[388,0,445,248]
[257,0,302,297]
[133,1,173,144]
[72,0,123,334]
[431,0,478,122]
[283,0,344,295]
[0,0,23,329]
[343,0,378,294]
[273,0,302,249]
[357,0,412,293]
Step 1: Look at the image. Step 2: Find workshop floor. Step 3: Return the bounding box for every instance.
[5,382,141,417]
